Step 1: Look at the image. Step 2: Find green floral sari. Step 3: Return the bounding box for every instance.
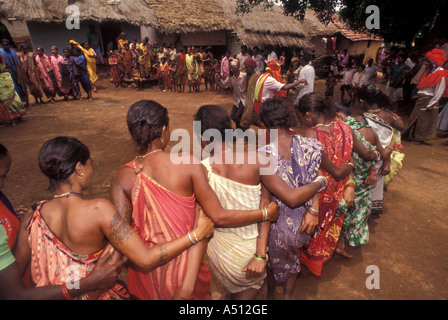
[342,116,376,246]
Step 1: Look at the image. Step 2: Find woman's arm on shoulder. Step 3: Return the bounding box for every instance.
[95,199,213,271]
[12,208,33,277]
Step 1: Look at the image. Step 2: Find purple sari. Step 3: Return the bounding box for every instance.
[261,135,322,282]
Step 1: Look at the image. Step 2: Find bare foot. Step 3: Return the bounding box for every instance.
[335,248,353,259]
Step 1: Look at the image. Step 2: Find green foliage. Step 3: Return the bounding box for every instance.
[235,0,448,46]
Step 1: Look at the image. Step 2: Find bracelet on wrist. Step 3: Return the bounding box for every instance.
[253,253,267,263]
[178,288,194,300]
[262,207,268,221]
[308,207,319,215]
[187,231,197,245]
[61,282,74,300]
[307,209,319,217]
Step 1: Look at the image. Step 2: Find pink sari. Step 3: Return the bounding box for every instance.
[34,54,56,98]
[50,54,69,95]
[125,160,211,300]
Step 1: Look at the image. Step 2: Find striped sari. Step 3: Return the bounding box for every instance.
[202,157,264,293]
[27,201,130,300]
[125,160,210,300]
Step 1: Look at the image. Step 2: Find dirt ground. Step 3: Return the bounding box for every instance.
[1,70,447,300]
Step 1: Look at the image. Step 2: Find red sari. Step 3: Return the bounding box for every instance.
[300,121,353,277]
[0,193,20,249]
[125,161,211,300]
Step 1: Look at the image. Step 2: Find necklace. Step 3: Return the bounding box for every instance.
[368,109,382,113]
[53,192,83,199]
[315,121,334,127]
[277,135,292,140]
[135,149,163,159]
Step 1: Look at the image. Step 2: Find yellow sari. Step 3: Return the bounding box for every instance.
[70,40,98,84]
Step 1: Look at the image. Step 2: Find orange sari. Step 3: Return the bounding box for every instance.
[300,121,353,277]
[26,201,130,300]
[125,161,211,300]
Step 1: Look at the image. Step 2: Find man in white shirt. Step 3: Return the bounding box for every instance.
[252,46,265,74]
[294,54,315,106]
[219,59,248,128]
[236,45,251,72]
[340,62,357,102]
[253,60,306,115]
[362,58,378,86]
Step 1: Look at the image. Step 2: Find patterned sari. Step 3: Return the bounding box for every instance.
[260,136,322,282]
[27,201,130,300]
[361,113,393,214]
[125,161,211,300]
[0,56,27,121]
[19,52,43,100]
[342,116,376,246]
[300,121,353,277]
[0,192,20,249]
[186,54,200,85]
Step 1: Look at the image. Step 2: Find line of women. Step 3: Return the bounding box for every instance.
[1,88,401,300]
[0,40,98,127]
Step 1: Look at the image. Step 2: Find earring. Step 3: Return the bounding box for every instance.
[161,137,164,144]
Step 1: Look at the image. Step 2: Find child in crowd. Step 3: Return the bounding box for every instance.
[325,70,337,97]
[351,65,366,106]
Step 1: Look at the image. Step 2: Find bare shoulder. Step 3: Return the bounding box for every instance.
[111,165,136,193]
[304,128,317,139]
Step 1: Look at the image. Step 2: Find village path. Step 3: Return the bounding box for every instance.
[1,74,447,300]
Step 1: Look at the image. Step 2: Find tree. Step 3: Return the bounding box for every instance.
[235,0,448,47]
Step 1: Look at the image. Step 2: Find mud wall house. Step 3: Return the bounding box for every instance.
[331,19,384,64]
[0,0,158,57]
[301,9,339,56]
[143,0,232,58]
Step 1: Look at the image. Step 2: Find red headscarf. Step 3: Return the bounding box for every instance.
[265,60,286,98]
[425,48,447,67]
[417,48,448,97]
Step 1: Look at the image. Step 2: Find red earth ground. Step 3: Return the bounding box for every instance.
[1,70,447,300]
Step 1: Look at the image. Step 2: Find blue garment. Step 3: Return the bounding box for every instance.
[0,47,27,101]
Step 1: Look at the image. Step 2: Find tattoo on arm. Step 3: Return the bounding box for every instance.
[109,212,133,247]
[158,245,168,264]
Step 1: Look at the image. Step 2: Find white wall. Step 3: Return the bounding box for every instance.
[26,21,141,55]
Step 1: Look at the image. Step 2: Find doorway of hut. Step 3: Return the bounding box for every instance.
[100,21,122,53]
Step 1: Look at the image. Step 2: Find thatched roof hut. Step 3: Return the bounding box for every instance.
[217,0,310,48]
[0,0,158,27]
[302,9,339,38]
[145,0,231,34]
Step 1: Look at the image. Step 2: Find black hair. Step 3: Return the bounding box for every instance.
[126,100,169,154]
[335,102,352,116]
[194,105,232,141]
[38,137,90,191]
[295,92,336,119]
[357,85,392,110]
[0,143,9,161]
[398,53,408,61]
[301,54,311,64]
[259,99,297,129]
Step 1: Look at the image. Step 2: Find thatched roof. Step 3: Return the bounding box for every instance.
[302,9,339,38]
[217,0,311,48]
[145,0,232,34]
[0,0,158,26]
